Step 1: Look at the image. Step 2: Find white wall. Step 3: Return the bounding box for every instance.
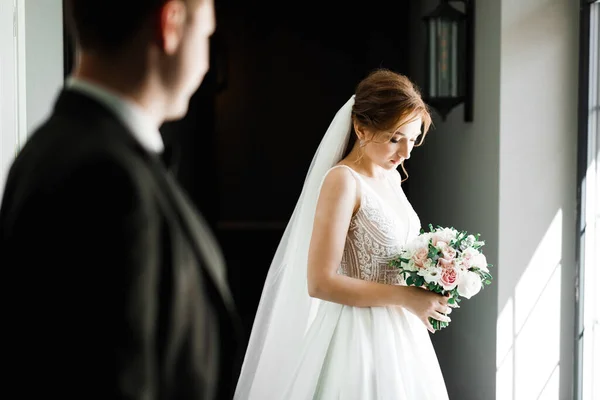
[497,1,578,399]
[0,0,63,196]
[21,0,64,134]
[409,0,578,399]
[0,0,19,194]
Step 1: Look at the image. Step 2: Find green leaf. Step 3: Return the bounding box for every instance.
[415,276,425,287]
[430,317,450,332]
[406,276,414,286]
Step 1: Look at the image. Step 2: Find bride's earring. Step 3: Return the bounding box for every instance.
[359,139,365,147]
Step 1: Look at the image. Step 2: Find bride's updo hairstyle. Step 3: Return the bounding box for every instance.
[346,68,433,180]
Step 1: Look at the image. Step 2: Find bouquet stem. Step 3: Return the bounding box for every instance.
[430,316,450,331]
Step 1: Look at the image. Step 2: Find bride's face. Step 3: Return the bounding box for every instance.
[361,117,423,170]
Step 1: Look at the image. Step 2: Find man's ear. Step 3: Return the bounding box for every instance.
[158,0,187,55]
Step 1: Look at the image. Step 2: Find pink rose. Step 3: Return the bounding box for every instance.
[460,257,472,269]
[437,257,454,269]
[438,242,457,260]
[461,249,479,269]
[439,266,459,290]
[456,259,469,271]
[412,247,429,268]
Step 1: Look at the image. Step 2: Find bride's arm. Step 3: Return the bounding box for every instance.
[306,167,451,330]
[307,167,406,307]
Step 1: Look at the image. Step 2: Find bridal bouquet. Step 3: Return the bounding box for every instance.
[389,224,493,331]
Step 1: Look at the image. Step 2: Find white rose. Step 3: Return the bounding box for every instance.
[462,247,479,257]
[457,270,482,299]
[420,232,434,242]
[434,228,457,246]
[472,253,489,272]
[454,258,467,272]
[460,234,476,251]
[418,265,442,284]
[459,247,479,269]
[406,234,431,253]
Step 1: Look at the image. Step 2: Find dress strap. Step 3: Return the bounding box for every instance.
[325,164,361,180]
[323,165,365,190]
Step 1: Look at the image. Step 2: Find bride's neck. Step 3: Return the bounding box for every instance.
[343,145,387,181]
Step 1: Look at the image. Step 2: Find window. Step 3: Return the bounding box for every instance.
[575,1,600,400]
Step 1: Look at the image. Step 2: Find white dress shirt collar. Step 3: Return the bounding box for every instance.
[65,77,164,153]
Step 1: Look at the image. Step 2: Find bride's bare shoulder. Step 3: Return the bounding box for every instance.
[317,164,360,210]
[323,164,357,189]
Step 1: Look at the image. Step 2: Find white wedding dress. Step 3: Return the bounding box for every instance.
[234,96,449,400]
[277,165,449,399]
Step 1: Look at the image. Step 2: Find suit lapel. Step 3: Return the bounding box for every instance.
[143,152,238,318]
[53,89,238,320]
[163,164,234,307]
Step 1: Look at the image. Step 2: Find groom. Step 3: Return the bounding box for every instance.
[0,0,240,398]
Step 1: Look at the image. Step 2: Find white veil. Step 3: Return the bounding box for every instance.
[233,95,356,399]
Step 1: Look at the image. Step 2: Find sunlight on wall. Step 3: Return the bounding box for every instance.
[497,296,514,399]
[497,209,563,400]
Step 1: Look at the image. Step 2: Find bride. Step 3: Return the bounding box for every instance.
[234,69,450,399]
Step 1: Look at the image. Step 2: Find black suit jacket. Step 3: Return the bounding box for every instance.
[0,89,241,399]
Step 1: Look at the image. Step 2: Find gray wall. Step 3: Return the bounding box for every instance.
[409,0,501,398]
[409,0,578,399]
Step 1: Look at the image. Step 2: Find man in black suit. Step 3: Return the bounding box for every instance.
[0,0,240,398]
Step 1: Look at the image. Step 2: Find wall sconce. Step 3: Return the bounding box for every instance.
[423,0,474,122]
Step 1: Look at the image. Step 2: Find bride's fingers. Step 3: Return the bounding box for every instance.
[436,305,452,315]
[440,298,460,309]
[423,318,435,333]
[431,311,451,323]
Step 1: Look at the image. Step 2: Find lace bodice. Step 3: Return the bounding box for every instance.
[333,166,421,285]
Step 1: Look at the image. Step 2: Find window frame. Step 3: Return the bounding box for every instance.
[574,1,599,399]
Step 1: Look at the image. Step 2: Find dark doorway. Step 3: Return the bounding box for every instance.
[62,0,418,386]
[195,0,417,363]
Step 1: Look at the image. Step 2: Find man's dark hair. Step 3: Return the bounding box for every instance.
[64,0,167,52]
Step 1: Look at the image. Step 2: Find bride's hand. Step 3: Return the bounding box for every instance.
[401,286,452,333]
